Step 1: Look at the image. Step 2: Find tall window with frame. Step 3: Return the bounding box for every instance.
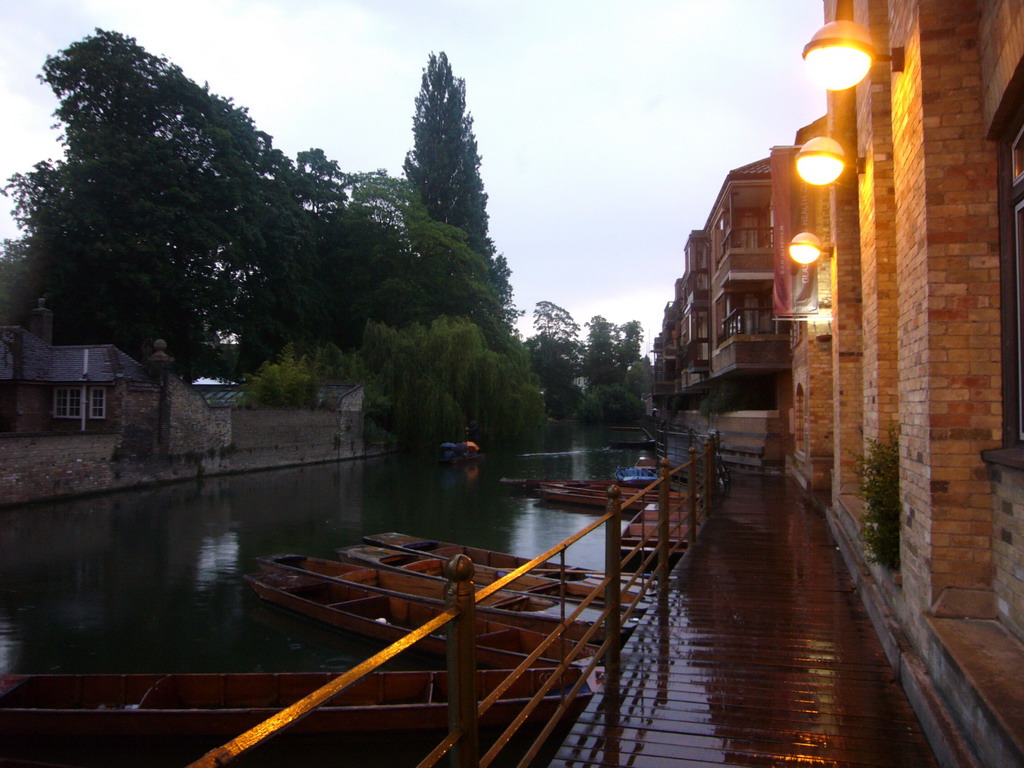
[1003,120,1024,446]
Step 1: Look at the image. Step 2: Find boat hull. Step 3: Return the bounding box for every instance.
[0,668,591,736]
[245,571,600,669]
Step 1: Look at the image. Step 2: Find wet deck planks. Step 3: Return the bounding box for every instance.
[550,474,938,768]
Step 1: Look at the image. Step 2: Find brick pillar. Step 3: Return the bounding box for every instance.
[829,84,864,497]
[889,0,1000,609]
[857,0,899,443]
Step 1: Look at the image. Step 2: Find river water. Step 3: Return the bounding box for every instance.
[0,422,651,767]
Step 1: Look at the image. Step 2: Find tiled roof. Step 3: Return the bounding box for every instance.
[0,326,154,384]
[728,157,771,177]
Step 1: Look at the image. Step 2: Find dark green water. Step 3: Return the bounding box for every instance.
[0,423,650,767]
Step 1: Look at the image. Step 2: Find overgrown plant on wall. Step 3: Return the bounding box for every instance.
[856,424,901,569]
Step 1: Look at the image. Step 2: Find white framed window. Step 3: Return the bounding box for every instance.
[89,387,106,419]
[53,387,107,420]
[54,387,82,418]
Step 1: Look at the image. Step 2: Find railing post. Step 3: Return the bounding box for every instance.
[445,554,479,768]
[688,445,697,546]
[657,458,671,588]
[604,485,622,673]
[704,436,714,512]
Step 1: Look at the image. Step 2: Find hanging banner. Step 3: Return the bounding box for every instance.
[770,145,820,319]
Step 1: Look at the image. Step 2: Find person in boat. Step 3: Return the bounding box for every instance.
[465,420,481,444]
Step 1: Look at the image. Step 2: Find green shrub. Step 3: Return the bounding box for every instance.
[856,424,901,569]
[243,345,320,407]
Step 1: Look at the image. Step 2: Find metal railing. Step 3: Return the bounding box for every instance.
[184,446,718,768]
[722,307,780,339]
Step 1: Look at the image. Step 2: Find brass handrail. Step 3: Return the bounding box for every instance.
[184,440,719,768]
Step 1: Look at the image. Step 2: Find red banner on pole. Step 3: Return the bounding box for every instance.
[771,146,819,319]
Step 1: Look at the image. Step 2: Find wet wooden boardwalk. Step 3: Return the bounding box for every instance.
[549,474,938,768]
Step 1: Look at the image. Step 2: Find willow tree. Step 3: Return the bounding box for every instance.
[356,318,543,449]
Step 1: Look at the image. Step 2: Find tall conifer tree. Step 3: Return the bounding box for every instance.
[403,52,516,329]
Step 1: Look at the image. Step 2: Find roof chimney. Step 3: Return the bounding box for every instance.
[28,298,53,345]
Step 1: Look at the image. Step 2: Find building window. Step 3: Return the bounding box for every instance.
[1001,118,1024,445]
[53,387,107,420]
[90,388,106,419]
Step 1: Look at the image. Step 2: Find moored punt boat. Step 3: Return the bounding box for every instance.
[363,531,599,581]
[536,482,684,511]
[337,544,645,614]
[0,667,593,736]
[619,502,691,567]
[244,571,602,668]
[255,554,607,642]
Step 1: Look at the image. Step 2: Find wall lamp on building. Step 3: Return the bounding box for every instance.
[802,18,904,91]
[796,136,845,185]
[788,231,823,265]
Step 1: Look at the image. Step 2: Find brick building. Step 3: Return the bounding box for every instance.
[1,303,369,507]
[793,1,1024,765]
[652,159,793,471]
[654,2,1024,763]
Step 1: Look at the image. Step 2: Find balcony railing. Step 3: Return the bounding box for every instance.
[684,339,709,369]
[721,307,780,340]
[725,227,773,251]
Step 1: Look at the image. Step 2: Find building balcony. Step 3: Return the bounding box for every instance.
[715,227,774,289]
[683,338,709,371]
[653,380,676,396]
[712,308,789,375]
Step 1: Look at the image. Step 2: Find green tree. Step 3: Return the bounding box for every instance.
[4,30,314,379]
[582,316,621,387]
[354,318,543,449]
[333,171,504,347]
[524,301,582,418]
[403,52,517,330]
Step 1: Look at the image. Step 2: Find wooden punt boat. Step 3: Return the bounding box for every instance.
[255,554,606,642]
[362,532,599,581]
[619,503,690,567]
[337,543,644,613]
[536,482,682,510]
[0,667,593,736]
[244,571,601,669]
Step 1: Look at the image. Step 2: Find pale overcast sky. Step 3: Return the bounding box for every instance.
[0,0,826,351]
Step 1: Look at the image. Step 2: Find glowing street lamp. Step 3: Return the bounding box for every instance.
[796,137,846,185]
[788,232,823,265]
[802,19,876,90]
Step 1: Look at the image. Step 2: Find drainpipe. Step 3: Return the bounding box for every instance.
[80,348,89,432]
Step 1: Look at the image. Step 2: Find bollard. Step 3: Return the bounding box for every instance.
[445,554,479,768]
[604,484,622,673]
[657,457,671,588]
[688,445,697,547]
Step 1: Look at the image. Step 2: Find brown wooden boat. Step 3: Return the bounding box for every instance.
[619,502,691,567]
[244,571,601,669]
[0,667,593,736]
[255,554,606,642]
[362,531,600,580]
[337,543,644,614]
[536,482,685,511]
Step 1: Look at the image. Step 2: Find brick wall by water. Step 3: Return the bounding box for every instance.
[1,381,368,507]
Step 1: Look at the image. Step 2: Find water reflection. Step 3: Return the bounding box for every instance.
[0,423,646,676]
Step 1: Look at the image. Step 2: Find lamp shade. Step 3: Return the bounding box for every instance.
[788,232,823,265]
[803,19,876,90]
[796,137,846,185]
